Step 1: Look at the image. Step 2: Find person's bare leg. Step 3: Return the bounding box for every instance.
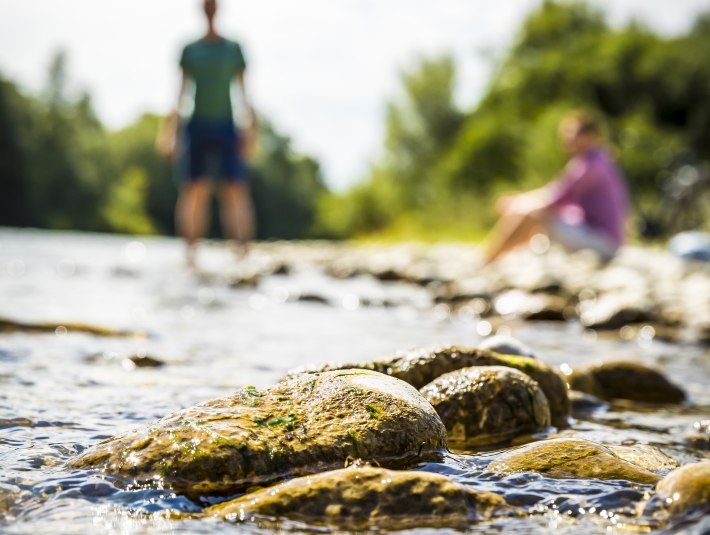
[219,181,254,259]
[483,212,548,265]
[176,180,212,269]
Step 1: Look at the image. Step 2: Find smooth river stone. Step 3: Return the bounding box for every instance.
[420,366,551,448]
[208,465,512,530]
[69,370,447,498]
[487,438,661,484]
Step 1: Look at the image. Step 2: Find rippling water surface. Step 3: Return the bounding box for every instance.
[1,229,708,534]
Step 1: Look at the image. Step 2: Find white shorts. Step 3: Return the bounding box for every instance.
[549,219,618,260]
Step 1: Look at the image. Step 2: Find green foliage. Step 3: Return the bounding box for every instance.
[318,1,710,240]
[437,111,523,193]
[249,120,328,239]
[107,114,176,234]
[102,167,156,235]
[0,52,328,239]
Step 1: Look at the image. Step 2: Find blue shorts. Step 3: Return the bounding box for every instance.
[182,119,247,182]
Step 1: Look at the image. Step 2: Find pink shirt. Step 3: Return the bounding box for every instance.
[548,147,629,247]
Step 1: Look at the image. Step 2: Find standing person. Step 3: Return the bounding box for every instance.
[159,0,256,269]
[483,111,629,265]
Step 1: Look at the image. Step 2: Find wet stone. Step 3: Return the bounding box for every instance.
[579,295,656,331]
[477,335,537,359]
[0,317,142,337]
[644,461,710,517]
[207,465,512,530]
[487,438,661,484]
[568,361,686,404]
[291,346,570,427]
[420,366,551,449]
[568,390,608,413]
[68,370,447,498]
[125,355,165,368]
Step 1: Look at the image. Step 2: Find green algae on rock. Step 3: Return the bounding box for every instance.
[488,438,661,484]
[207,465,512,530]
[420,366,551,449]
[645,461,710,517]
[68,370,447,497]
[290,345,570,427]
[568,361,686,404]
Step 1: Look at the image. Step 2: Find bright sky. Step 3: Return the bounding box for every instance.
[0,0,707,190]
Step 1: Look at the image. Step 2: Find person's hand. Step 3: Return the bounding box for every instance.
[238,125,257,158]
[156,112,179,160]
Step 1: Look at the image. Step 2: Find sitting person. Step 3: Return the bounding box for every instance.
[483,111,629,264]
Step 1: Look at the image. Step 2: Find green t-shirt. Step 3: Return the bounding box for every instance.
[180,37,247,121]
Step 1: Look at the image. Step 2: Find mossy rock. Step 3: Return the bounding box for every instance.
[207,465,512,530]
[568,361,686,404]
[487,438,661,484]
[68,370,447,498]
[291,345,570,427]
[645,461,710,517]
[420,366,551,448]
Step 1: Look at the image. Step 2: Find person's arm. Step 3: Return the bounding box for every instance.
[156,70,188,159]
[546,156,600,208]
[236,70,257,157]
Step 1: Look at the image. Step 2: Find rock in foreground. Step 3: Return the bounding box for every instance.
[568,361,686,404]
[645,461,710,517]
[291,346,570,427]
[208,465,512,530]
[420,366,551,448]
[69,370,447,497]
[488,438,661,484]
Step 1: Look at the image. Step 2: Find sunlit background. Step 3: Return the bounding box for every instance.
[2,0,708,189]
[1,0,709,241]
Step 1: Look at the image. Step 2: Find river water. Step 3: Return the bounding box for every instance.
[0,229,708,534]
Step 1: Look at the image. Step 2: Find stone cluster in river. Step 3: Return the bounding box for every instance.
[237,242,710,345]
[66,331,702,531]
[290,344,571,428]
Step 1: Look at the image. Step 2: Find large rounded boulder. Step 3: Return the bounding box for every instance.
[568,361,686,404]
[208,465,512,530]
[420,366,551,448]
[291,346,570,427]
[69,370,447,497]
[487,438,661,484]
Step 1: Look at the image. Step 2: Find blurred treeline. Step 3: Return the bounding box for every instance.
[319,1,710,240]
[2,1,709,241]
[0,53,327,239]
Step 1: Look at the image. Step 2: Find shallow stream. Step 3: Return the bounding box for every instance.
[0,229,708,533]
